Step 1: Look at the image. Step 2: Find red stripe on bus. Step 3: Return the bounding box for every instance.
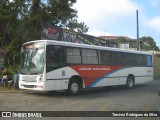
[70,65,125,87]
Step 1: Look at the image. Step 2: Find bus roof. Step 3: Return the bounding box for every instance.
[23,40,152,55]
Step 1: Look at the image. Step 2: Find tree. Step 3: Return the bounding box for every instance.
[0,0,12,46]
[23,0,79,40]
[140,36,159,51]
[0,0,85,66]
[46,0,77,27]
[116,37,127,42]
[0,0,25,66]
[77,22,89,33]
[66,18,78,31]
[25,0,45,40]
[66,19,89,33]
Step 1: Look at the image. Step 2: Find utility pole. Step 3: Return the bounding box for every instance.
[136,10,140,51]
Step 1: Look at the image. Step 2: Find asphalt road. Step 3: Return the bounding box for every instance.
[0,80,160,120]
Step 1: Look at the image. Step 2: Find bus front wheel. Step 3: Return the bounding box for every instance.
[158,90,160,96]
[68,80,80,95]
[126,76,134,88]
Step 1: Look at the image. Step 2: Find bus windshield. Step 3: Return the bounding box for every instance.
[20,48,44,74]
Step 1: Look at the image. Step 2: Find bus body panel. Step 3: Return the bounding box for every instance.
[45,67,79,91]
[19,65,153,91]
[69,65,153,88]
[84,67,153,87]
[19,74,45,91]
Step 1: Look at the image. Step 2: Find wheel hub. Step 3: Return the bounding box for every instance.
[71,82,78,93]
[128,79,133,87]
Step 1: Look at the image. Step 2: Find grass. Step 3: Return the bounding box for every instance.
[0,87,5,91]
[0,86,12,92]
[153,55,160,80]
[0,86,20,92]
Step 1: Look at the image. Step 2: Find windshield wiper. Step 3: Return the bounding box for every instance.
[29,48,38,61]
[28,48,38,71]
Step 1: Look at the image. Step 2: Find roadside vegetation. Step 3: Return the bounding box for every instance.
[154,54,160,80]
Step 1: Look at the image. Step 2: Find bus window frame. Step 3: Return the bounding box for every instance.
[81,48,99,65]
[46,45,66,72]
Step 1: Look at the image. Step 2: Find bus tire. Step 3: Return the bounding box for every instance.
[158,90,160,96]
[126,76,134,88]
[68,80,80,96]
[47,91,56,94]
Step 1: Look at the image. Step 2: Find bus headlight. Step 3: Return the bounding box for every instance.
[38,75,43,82]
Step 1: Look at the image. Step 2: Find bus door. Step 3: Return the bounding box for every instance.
[46,45,65,90]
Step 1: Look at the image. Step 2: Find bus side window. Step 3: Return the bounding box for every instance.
[82,49,98,64]
[146,55,152,67]
[47,48,55,60]
[66,47,81,64]
[135,54,145,66]
[46,45,65,72]
[100,50,112,65]
[113,52,124,66]
[55,46,65,67]
[125,53,135,66]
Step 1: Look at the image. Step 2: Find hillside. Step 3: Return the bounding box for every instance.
[154,55,160,80]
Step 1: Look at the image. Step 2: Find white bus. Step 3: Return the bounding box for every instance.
[19,40,153,95]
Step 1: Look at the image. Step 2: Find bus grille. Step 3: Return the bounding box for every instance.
[23,85,35,88]
[22,76,37,82]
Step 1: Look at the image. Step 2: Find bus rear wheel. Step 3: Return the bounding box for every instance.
[68,80,80,96]
[126,76,134,88]
[158,90,160,96]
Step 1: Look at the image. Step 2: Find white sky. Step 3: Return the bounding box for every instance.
[73,0,160,47]
[73,0,139,36]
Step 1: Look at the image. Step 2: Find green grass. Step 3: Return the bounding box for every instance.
[154,55,160,80]
[0,86,20,92]
[0,87,12,92]
[0,86,8,91]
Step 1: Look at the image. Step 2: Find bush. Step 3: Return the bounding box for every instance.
[155,53,160,58]
[4,65,20,80]
[154,55,160,80]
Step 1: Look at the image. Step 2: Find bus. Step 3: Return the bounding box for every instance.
[19,40,153,95]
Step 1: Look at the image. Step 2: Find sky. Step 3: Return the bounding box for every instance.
[72,0,160,47]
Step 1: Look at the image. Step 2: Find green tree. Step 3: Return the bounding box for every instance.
[77,22,89,33]
[66,18,78,31]
[0,0,83,66]
[46,0,77,27]
[23,0,78,40]
[140,36,159,51]
[0,0,26,66]
[25,0,46,40]
[0,0,13,46]
[117,37,127,42]
[66,19,89,33]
